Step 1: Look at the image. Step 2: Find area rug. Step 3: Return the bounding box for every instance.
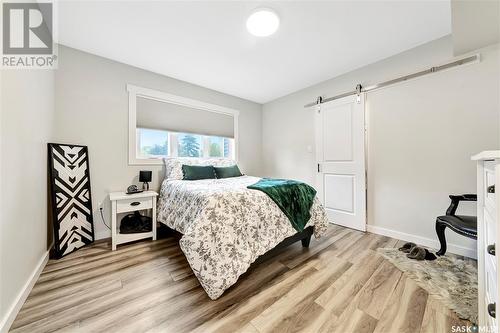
[377,248,477,324]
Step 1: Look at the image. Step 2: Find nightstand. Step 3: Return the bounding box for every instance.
[109,190,158,250]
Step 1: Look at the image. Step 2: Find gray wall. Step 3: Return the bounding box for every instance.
[262,36,499,255]
[54,45,263,239]
[0,69,55,329]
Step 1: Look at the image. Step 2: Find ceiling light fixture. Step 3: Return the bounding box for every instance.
[246,8,280,37]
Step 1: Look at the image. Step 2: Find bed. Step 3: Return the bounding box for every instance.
[156,158,329,300]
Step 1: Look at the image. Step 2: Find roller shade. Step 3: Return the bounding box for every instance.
[136,97,234,138]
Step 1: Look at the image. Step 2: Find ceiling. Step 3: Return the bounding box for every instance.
[57,1,451,104]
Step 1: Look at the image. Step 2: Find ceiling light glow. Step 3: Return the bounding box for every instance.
[246,8,280,37]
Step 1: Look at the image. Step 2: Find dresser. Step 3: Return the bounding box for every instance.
[473,151,500,330]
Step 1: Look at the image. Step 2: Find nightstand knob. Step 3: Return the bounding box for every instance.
[130,201,140,206]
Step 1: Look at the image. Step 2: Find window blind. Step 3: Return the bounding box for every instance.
[136,97,234,138]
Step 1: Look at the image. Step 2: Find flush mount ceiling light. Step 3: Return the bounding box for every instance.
[246,8,280,37]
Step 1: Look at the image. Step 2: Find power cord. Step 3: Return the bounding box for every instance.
[100,207,111,230]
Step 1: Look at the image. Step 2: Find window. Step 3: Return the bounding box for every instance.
[137,128,169,158]
[128,84,239,165]
[207,136,234,158]
[208,136,223,158]
[205,136,235,159]
[136,128,235,160]
[178,133,202,157]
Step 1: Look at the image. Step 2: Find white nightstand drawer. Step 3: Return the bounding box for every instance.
[116,196,153,213]
[485,208,497,255]
[486,262,497,296]
[484,161,496,215]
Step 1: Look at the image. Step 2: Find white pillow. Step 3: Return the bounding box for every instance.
[163,157,236,180]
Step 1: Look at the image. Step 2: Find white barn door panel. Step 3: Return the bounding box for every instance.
[315,94,366,231]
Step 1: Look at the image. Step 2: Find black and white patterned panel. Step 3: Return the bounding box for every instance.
[48,143,94,258]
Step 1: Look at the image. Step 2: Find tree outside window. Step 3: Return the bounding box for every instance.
[209,136,223,157]
[178,134,201,157]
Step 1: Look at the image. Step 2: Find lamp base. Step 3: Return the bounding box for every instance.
[142,182,150,191]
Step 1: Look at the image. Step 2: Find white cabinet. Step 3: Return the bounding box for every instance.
[473,151,500,330]
[109,191,158,251]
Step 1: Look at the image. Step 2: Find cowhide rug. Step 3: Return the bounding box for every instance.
[377,248,477,324]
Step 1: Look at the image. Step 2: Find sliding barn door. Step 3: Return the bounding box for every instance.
[315,94,366,231]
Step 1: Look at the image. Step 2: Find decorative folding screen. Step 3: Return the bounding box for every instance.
[48,143,94,258]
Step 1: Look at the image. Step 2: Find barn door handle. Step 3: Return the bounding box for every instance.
[488,185,495,194]
[487,244,495,256]
[488,303,496,318]
[130,202,140,206]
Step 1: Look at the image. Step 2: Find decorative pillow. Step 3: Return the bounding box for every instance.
[214,165,243,179]
[182,165,216,180]
[164,157,236,180]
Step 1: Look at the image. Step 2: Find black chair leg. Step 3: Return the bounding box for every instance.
[301,235,311,248]
[436,221,447,256]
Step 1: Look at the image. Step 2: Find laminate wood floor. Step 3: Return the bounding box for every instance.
[11,225,471,333]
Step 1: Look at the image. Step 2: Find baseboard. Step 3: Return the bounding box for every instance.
[0,250,49,333]
[366,225,477,259]
[95,229,110,241]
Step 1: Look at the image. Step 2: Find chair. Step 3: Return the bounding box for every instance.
[435,194,477,256]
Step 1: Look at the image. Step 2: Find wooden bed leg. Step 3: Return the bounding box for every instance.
[301,235,311,248]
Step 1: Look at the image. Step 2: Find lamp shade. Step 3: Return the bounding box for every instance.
[139,170,152,183]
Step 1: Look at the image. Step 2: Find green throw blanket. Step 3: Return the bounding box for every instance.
[247,178,317,232]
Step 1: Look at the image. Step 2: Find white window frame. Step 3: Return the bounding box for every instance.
[127,84,239,165]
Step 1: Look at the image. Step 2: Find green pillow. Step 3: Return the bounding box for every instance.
[214,165,243,179]
[182,165,216,180]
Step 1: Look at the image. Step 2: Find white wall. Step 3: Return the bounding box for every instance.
[262,36,500,256]
[451,0,500,55]
[0,69,55,331]
[54,45,263,240]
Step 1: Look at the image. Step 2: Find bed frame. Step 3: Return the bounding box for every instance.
[159,224,314,266]
[253,226,313,265]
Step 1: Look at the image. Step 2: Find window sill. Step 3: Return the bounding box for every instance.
[129,157,164,166]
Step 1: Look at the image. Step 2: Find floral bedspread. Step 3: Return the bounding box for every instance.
[156,175,329,300]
